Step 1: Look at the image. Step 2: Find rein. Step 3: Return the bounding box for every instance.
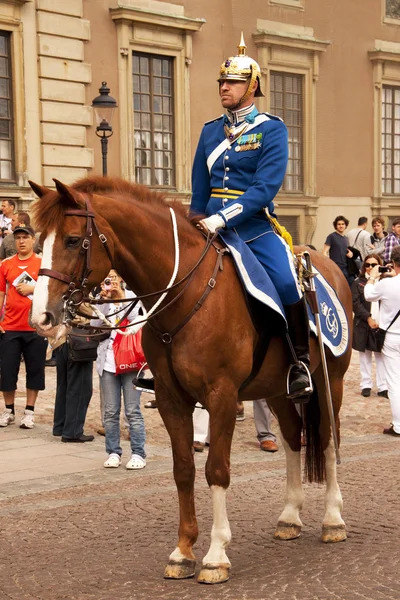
[39,196,221,336]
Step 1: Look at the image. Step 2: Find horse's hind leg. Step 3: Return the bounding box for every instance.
[155,384,198,579]
[197,387,237,585]
[315,367,346,543]
[270,397,304,540]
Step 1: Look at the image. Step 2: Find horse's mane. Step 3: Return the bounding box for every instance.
[32,176,189,233]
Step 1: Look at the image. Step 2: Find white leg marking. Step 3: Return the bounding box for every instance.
[202,486,231,567]
[169,547,189,562]
[31,231,55,326]
[323,440,345,527]
[278,436,304,526]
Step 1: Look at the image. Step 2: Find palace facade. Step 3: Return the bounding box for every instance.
[2,0,400,247]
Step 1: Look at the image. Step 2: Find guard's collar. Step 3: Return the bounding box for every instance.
[224,104,258,125]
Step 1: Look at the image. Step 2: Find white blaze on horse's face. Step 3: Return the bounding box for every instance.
[31,230,56,331]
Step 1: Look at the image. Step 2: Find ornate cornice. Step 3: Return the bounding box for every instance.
[110,5,205,33]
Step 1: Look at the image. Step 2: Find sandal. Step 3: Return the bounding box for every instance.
[104,453,121,468]
[126,454,146,470]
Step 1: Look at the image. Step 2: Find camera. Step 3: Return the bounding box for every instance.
[103,277,113,291]
[378,266,390,273]
[1,226,8,238]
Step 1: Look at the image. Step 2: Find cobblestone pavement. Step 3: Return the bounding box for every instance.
[1,353,399,600]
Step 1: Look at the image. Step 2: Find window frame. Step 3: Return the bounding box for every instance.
[110,4,204,198]
[132,51,175,189]
[0,30,15,183]
[270,70,304,194]
[381,84,400,195]
[253,21,330,244]
[383,0,400,24]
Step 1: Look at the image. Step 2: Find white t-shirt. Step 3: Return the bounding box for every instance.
[347,227,371,260]
[364,274,400,333]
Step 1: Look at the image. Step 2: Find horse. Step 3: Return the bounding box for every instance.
[29,176,352,585]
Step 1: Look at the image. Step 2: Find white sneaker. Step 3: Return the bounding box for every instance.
[20,409,35,429]
[126,454,146,470]
[104,453,121,468]
[0,409,15,427]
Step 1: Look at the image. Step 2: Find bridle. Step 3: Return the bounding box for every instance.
[38,195,113,321]
[38,195,223,331]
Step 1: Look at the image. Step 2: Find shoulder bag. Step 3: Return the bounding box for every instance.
[67,327,110,362]
[366,309,400,353]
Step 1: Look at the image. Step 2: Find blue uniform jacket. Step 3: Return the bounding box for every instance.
[190,108,288,242]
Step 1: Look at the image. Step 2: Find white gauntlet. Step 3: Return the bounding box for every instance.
[199,214,225,234]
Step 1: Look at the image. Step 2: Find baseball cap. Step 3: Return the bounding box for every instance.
[13,225,35,236]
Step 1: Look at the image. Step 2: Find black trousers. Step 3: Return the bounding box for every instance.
[53,342,94,439]
[0,330,47,391]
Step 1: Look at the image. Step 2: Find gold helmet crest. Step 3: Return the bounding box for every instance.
[218,33,264,98]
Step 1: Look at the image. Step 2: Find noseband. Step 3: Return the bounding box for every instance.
[38,195,112,319]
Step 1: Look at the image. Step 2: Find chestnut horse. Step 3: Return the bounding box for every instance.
[29,177,352,585]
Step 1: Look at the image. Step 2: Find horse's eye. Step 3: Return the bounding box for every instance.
[65,236,81,248]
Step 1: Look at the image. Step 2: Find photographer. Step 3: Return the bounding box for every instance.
[91,270,146,470]
[364,247,400,436]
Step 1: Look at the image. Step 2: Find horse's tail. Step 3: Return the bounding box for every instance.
[303,382,326,484]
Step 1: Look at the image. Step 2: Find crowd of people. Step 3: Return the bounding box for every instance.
[324,214,400,436]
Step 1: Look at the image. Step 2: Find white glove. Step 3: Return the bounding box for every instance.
[199,214,225,234]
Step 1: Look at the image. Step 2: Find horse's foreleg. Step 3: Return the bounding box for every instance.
[156,387,198,579]
[198,389,236,585]
[270,399,304,540]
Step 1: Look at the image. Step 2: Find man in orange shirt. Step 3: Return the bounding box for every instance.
[0,225,47,428]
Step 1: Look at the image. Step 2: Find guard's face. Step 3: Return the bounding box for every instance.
[219,79,249,109]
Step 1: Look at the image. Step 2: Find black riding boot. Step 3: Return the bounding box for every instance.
[284,299,313,404]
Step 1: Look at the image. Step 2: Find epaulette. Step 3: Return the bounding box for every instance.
[264,112,284,122]
[204,115,224,126]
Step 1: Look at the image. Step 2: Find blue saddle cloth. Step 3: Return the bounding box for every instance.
[219,231,349,357]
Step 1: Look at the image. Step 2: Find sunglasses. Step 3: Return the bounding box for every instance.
[365,263,378,267]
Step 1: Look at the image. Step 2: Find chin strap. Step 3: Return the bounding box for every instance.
[232,65,257,110]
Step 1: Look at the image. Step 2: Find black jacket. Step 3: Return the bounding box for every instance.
[351,276,371,352]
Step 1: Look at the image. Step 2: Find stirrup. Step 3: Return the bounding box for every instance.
[286,361,313,400]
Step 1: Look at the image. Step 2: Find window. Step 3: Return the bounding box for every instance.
[0,32,14,182]
[270,71,303,193]
[386,0,400,18]
[382,86,400,194]
[133,53,174,188]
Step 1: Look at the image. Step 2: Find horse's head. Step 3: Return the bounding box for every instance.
[29,179,113,338]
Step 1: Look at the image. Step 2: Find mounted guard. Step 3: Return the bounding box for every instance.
[191,34,313,403]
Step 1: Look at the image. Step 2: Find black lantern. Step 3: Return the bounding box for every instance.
[92,82,118,176]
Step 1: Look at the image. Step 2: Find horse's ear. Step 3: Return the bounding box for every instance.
[53,179,81,207]
[28,181,51,199]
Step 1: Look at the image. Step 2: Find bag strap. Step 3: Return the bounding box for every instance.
[386,309,400,332]
[354,230,362,244]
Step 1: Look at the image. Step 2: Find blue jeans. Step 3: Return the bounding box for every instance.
[101,370,146,459]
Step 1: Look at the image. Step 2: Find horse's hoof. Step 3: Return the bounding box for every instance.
[198,564,230,584]
[274,521,302,540]
[164,559,196,579]
[321,524,347,543]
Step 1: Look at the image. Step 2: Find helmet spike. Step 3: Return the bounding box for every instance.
[238,32,247,56]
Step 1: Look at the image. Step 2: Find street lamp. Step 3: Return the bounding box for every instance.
[91,82,118,176]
